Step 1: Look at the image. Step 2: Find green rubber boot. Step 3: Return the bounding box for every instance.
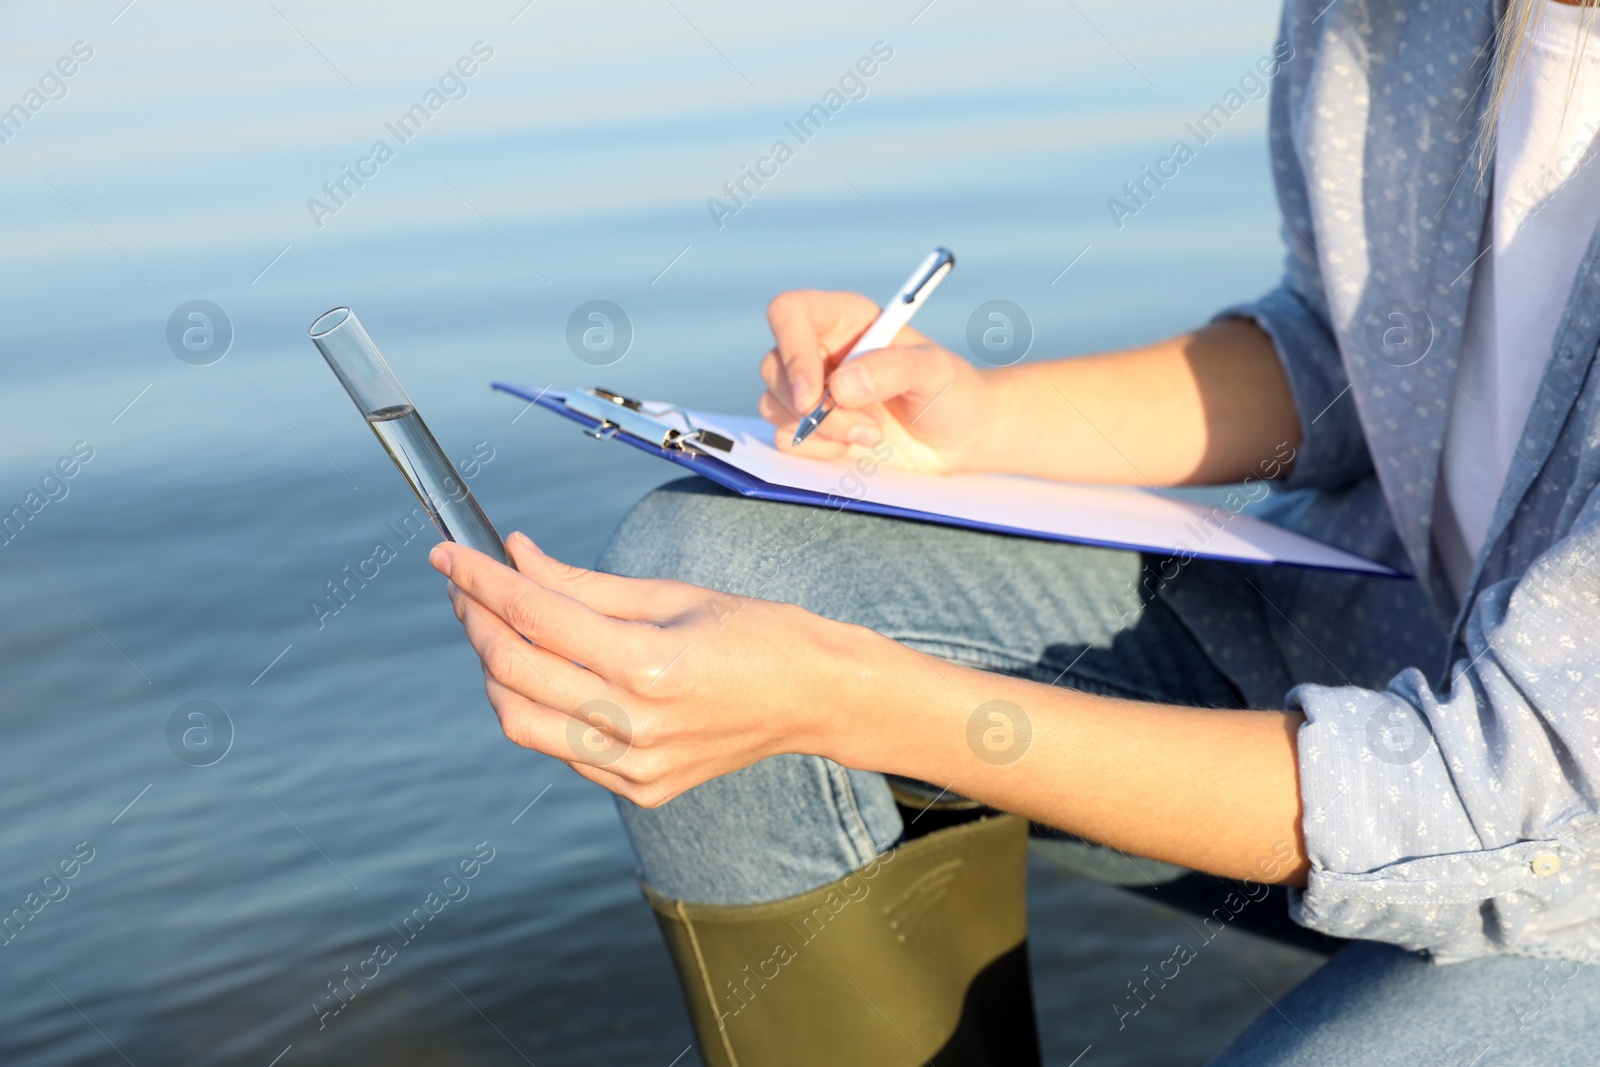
[643,812,1042,1067]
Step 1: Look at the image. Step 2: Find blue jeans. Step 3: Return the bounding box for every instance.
[599,479,1600,1065]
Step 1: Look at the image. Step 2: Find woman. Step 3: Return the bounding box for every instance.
[431,0,1600,1062]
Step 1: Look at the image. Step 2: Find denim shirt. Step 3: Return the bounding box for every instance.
[1163,0,1600,962]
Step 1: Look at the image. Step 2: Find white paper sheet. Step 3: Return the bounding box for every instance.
[662,406,1398,576]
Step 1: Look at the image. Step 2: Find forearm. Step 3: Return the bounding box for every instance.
[822,629,1311,885]
[438,520,1310,886]
[962,318,1301,487]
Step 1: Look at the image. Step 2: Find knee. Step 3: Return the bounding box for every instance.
[598,478,818,598]
[598,478,724,578]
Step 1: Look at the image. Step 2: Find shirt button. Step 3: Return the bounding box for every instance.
[1531,854,1562,877]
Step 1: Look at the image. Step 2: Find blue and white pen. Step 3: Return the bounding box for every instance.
[791,247,955,446]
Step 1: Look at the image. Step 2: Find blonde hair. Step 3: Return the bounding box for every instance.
[1483,0,1599,172]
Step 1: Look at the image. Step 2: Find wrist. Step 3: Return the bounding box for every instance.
[945,366,1014,476]
[802,619,966,780]
[794,616,904,767]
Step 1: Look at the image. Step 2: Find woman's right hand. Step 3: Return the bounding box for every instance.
[757,289,995,475]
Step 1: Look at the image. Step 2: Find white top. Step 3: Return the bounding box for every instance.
[1434,0,1600,600]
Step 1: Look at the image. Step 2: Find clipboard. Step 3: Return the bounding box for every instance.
[493,382,1404,577]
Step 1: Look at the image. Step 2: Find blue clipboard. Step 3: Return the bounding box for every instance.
[492,381,1406,577]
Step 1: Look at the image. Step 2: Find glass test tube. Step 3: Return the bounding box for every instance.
[309,307,509,565]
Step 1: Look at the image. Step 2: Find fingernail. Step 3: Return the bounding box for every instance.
[792,374,812,408]
[429,543,452,576]
[511,531,534,550]
[848,425,880,447]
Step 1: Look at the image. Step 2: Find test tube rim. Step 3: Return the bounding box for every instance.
[308,307,353,339]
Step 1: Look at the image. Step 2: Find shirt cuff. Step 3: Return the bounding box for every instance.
[1287,674,1597,961]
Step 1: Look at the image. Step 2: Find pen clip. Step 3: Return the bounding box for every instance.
[901,247,956,304]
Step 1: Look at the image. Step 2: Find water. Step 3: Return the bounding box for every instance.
[0,2,1323,1064]
[366,404,508,564]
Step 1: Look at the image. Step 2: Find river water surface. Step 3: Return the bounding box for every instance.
[0,2,1321,1063]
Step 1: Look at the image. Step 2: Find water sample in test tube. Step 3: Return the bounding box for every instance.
[309,307,509,565]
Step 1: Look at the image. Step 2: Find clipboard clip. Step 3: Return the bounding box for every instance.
[565,388,734,454]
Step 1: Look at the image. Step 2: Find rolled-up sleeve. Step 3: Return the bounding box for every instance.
[1288,502,1600,962]
[1211,31,1373,495]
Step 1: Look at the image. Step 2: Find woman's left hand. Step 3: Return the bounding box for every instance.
[430,531,877,806]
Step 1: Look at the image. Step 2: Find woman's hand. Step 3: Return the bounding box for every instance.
[430,532,884,807]
[758,289,996,475]
[430,534,1312,886]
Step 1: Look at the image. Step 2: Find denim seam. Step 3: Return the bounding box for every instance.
[825,760,878,868]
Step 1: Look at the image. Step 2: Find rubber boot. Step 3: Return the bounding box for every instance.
[643,811,1042,1067]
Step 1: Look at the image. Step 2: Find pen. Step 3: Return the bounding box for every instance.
[791,246,955,446]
